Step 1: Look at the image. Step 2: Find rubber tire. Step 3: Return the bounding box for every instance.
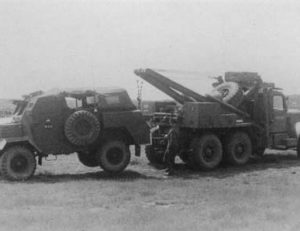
[190,134,223,170]
[65,110,100,146]
[145,145,164,165]
[210,82,243,107]
[97,141,130,174]
[0,146,36,181]
[77,151,98,167]
[225,132,252,165]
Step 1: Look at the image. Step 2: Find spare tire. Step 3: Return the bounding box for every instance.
[210,82,243,107]
[65,110,100,146]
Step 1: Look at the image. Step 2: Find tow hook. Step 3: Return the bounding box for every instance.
[135,145,141,157]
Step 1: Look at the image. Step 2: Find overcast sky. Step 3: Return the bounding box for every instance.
[0,0,300,100]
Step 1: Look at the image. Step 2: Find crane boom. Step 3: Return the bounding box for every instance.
[134,68,208,104]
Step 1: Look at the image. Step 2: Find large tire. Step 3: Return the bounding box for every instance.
[0,146,36,181]
[77,151,98,167]
[65,110,100,146]
[225,132,252,165]
[145,145,164,165]
[210,82,243,107]
[190,134,223,170]
[97,141,130,174]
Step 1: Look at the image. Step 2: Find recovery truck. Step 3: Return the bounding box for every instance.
[135,68,300,170]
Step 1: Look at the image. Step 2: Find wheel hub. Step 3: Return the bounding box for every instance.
[107,148,123,165]
[235,144,245,158]
[75,119,92,136]
[10,155,28,173]
[203,146,214,162]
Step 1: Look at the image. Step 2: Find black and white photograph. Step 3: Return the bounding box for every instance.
[1,0,300,230]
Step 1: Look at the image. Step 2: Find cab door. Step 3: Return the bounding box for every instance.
[270,93,288,133]
[269,92,289,148]
[31,95,69,153]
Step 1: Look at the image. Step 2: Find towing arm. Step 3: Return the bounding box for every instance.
[134,68,208,104]
[135,68,251,118]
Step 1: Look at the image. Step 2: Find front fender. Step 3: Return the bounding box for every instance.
[0,137,41,153]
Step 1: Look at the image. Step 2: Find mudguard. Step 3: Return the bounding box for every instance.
[0,136,40,153]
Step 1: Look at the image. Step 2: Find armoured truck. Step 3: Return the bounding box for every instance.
[0,88,149,180]
[135,69,300,170]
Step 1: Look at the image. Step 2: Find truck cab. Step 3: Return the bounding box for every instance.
[262,88,300,150]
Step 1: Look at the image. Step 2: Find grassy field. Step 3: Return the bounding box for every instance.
[1,149,300,231]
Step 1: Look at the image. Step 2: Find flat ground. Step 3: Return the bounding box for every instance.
[1,148,300,231]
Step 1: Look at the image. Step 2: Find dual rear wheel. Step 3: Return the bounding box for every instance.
[224,132,252,165]
[188,134,223,170]
[188,131,252,170]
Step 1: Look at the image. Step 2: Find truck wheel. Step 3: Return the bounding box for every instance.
[145,145,164,165]
[97,141,130,174]
[77,151,98,167]
[65,110,100,146]
[0,146,36,181]
[210,82,243,107]
[225,132,252,165]
[190,134,223,170]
